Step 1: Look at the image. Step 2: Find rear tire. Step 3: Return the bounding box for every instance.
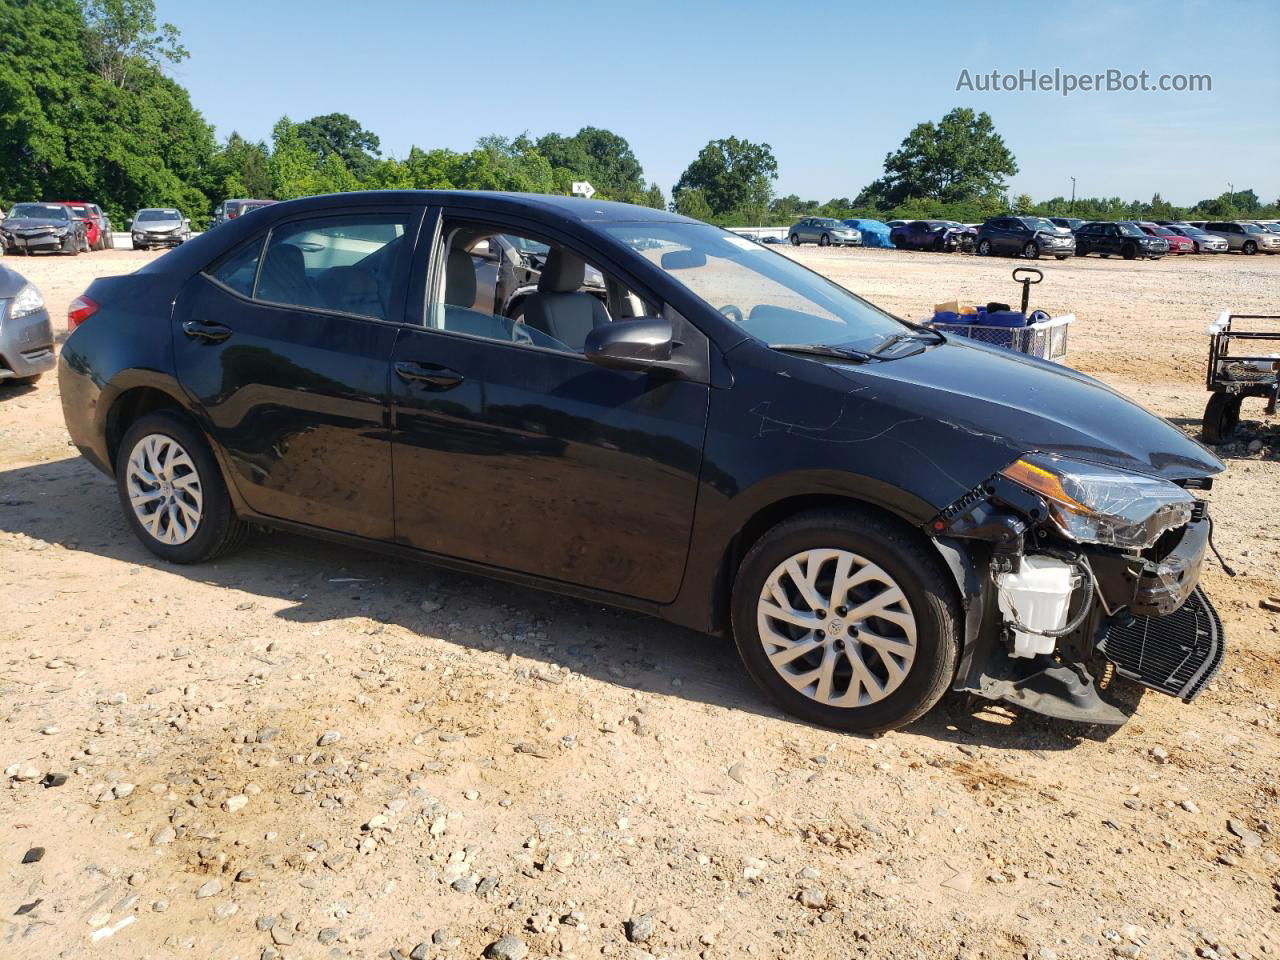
[789,234,801,246]
[1201,392,1242,444]
[115,411,250,564]
[977,239,992,256]
[731,508,961,733]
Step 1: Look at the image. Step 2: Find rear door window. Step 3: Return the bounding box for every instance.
[256,215,410,321]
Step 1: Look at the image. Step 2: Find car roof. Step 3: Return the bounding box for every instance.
[251,190,698,225]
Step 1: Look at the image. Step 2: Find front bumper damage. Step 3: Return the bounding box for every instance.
[931,474,1225,726]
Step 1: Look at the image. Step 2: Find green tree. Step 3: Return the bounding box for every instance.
[673,137,778,218]
[673,187,713,221]
[212,132,272,200]
[861,107,1017,209]
[269,117,323,200]
[536,127,646,200]
[0,0,214,223]
[1013,193,1034,214]
[79,0,187,89]
[296,113,381,180]
[643,182,665,210]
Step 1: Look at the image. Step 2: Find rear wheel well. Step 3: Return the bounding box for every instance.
[716,494,932,633]
[105,387,184,468]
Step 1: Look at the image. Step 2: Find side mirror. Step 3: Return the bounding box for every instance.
[126,219,132,226]
[584,317,675,372]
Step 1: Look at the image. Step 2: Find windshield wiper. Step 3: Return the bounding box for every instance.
[871,329,944,355]
[769,343,875,362]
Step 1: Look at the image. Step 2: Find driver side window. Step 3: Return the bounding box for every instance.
[429,223,654,354]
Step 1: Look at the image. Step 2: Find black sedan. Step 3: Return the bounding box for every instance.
[1,203,90,255]
[59,191,1225,733]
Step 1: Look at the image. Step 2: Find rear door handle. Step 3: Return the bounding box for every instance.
[182,320,233,343]
[395,361,464,390]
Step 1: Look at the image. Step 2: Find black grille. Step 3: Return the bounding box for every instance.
[1097,586,1224,702]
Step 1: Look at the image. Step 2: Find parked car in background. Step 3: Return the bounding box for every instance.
[1073,221,1167,260]
[0,203,89,255]
[212,198,277,227]
[130,208,191,249]
[1161,223,1228,253]
[975,216,1075,259]
[1137,222,1194,254]
[0,263,55,384]
[1049,217,1086,233]
[58,190,1227,734]
[1202,221,1280,255]
[787,217,861,247]
[890,219,975,252]
[884,220,908,229]
[842,218,894,248]
[56,201,113,250]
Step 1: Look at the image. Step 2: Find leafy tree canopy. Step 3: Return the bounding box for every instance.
[296,113,381,180]
[859,107,1017,210]
[673,137,778,218]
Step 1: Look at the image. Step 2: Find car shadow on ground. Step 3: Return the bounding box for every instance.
[0,454,1123,752]
[0,380,42,400]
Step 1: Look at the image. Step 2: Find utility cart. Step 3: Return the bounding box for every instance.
[1202,312,1280,443]
[928,267,1075,363]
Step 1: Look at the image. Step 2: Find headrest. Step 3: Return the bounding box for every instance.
[445,247,476,307]
[263,243,305,276]
[537,248,586,294]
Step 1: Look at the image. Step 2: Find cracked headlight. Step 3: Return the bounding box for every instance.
[9,283,45,320]
[1000,453,1194,550]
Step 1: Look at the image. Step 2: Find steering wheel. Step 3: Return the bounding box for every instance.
[719,304,745,323]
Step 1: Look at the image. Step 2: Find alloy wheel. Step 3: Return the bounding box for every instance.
[756,548,917,707]
[125,433,204,545]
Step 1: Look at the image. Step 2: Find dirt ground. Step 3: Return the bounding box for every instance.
[2,246,1278,960]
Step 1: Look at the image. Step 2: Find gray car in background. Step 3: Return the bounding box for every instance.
[0,264,55,384]
[787,217,862,247]
[1203,220,1280,254]
[130,208,191,250]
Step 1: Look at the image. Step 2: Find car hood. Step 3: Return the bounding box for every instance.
[4,218,69,230]
[0,263,31,297]
[827,337,1222,487]
[138,220,182,230]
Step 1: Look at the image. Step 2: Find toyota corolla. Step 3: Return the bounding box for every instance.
[59,192,1226,733]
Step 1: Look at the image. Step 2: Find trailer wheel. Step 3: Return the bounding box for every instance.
[1202,392,1242,444]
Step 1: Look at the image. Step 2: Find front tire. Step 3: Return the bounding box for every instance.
[1243,241,1257,255]
[1023,241,1040,259]
[731,509,961,733]
[819,233,831,247]
[115,411,249,563]
[1121,243,1137,261]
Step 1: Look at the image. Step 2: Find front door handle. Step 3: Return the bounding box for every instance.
[395,361,464,390]
[182,320,233,343]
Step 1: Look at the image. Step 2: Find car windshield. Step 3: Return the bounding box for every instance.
[67,205,89,215]
[1117,223,1146,237]
[1022,217,1057,232]
[137,209,180,221]
[10,203,70,220]
[1242,223,1265,234]
[603,222,908,351]
[1149,226,1176,236]
[814,219,839,227]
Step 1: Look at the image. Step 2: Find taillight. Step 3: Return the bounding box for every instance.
[68,295,99,331]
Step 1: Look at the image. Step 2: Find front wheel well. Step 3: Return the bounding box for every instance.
[716,494,933,633]
[105,387,185,468]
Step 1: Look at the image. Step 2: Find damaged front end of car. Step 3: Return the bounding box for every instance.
[930,452,1225,726]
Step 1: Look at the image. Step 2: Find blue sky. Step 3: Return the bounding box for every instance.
[158,0,1279,206]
